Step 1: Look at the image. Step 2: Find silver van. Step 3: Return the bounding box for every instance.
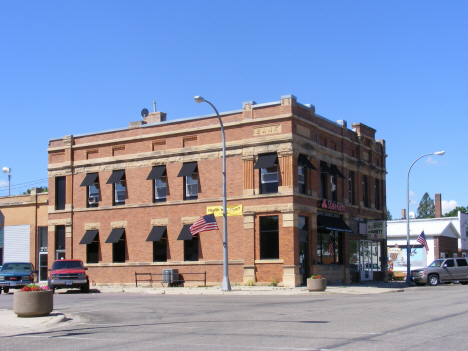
[411,258,468,286]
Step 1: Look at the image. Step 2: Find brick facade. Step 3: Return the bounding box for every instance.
[47,95,387,286]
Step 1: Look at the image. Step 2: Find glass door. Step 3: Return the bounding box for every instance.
[39,252,48,282]
[360,240,373,281]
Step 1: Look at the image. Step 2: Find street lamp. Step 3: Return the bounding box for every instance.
[406,151,445,283]
[194,96,231,291]
[2,167,11,196]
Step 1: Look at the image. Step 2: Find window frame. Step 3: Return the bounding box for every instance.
[154,175,167,202]
[362,175,369,207]
[184,236,199,261]
[259,216,279,259]
[55,176,66,210]
[113,180,126,206]
[349,171,355,205]
[87,181,100,208]
[260,165,279,194]
[87,234,100,264]
[184,171,198,200]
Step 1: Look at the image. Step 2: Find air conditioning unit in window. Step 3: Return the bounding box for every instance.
[330,176,336,191]
[88,196,98,204]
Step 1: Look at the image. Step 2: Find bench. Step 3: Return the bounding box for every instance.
[390,271,406,282]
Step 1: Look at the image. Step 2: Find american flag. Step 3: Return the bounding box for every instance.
[328,235,335,256]
[417,230,429,252]
[190,214,219,235]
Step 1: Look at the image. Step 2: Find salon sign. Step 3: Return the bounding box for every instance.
[367,220,386,239]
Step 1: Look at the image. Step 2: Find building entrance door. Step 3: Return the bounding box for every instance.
[360,240,373,281]
[299,242,309,285]
[39,252,48,282]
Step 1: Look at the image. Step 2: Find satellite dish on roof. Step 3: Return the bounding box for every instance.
[141,108,149,118]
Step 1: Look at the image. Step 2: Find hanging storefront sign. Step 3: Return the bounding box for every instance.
[206,205,242,217]
[367,220,386,239]
[318,199,345,212]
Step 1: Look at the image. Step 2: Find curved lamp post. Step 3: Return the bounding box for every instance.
[406,151,445,283]
[194,96,231,291]
[2,167,11,196]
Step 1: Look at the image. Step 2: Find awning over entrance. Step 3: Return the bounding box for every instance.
[106,170,126,184]
[146,165,166,180]
[146,226,167,242]
[177,225,194,240]
[317,215,353,233]
[80,173,99,187]
[177,162,198,177]
[253,154,278,169]
[105,228,126,243]
[79,230,99,245]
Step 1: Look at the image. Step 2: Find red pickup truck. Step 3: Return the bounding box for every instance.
[48,259,90,293]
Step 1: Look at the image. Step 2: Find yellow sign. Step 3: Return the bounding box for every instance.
[207,205,242,217]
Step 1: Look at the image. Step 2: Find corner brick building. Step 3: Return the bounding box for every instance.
[47,95,387,287]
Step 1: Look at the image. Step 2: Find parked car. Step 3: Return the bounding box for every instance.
[411,258,468,286]
[0,262,38,293]
[48,259,89,293]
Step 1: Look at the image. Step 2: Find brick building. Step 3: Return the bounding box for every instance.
[47,95,387,286]
[0,189,49,280]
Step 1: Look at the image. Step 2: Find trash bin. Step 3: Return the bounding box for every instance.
[162,269,172,284]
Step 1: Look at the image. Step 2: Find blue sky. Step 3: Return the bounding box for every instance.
[1,1,467,218]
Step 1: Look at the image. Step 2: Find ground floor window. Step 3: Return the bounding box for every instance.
[349,240,359,272]
[317,231,341,264]
[87,236,100,264]
[113,235,126,263]
[154,236,168,262]
[184,236,199,261]
[260,216,279,259]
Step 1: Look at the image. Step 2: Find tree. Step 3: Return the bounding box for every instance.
[23,186,48,195]
[444,206,468,217]
[387,210,393,220]
[417,192,435,218]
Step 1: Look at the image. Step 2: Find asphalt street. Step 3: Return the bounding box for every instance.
[1,284,468,350]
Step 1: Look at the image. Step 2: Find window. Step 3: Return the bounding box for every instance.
[80,173,100,208]
[177,162,198,200]
[349,171,355,205]
[330,175,337,201]
[298,164,306,194]
[254,154,278,194]
[349,240,359,272]
[320,163,329,199]
[55,176,66,210]
[55,225,65,259]
[456,258,468,267]
[38,227,48,252]
[260,216,279,259]
[147,166,167,203]
[375,179,381,210]
[87,234,99,264]
[184,236,199,261]
[106,170,126,206]
[104,228,126,263]
[362,175,369,207]
[155,176,167,202]
[185,173,198,200]
[317,231,341,264]
[445,259,455,267]
[146,226,168,262]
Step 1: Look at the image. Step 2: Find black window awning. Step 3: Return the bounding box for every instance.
[106,170,126,184]
[317,215,353,233]
[80,173,99,187]
[320,161,333,175]
[254,154,278,169]
[330,165,345,179]
[105,228,126,243]
[146,226,167,242]
[177,225,194,240]
[177,162,198,177]
[298,155,317,170]
[146,166,166,180]
[79,230,99,245]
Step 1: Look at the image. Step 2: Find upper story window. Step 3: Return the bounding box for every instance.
[55,176,66,210]
[375,179,381,210]
[254,154,278,194]
[177,162,198,200]
[298,155,316,195]
[362,175,369,207]
[80,173,100,208]
[349,171,355,205]
[320,162,331,199]
[330,175,337,201]
[147,166,167,203]
[106,170,126,206]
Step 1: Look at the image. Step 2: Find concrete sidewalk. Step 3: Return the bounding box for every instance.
[0,281,407,333]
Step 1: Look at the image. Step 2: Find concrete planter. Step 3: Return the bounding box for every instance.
[13,290,54,317]
[307,278,326,292]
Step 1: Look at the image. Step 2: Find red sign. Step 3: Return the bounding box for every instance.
[319,199,345,212]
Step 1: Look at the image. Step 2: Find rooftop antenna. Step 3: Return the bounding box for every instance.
[141,108,149,119]
[153,101,156,112]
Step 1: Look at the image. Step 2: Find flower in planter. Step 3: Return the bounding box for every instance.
[310,274,325,280]
[19,284,51,292]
